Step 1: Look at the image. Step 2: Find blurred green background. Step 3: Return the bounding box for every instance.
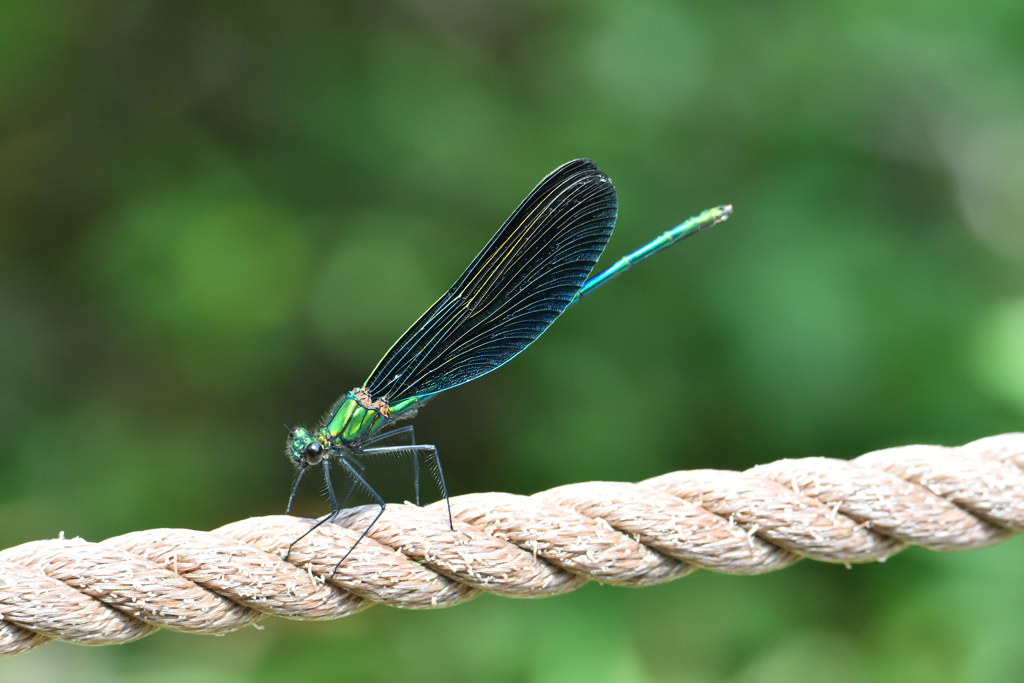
[2,1,1023,681]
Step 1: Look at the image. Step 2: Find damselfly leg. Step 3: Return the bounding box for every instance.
[358,443,453,531]
[358,426,420,505]
[328,457,388,576]
[285,458,341,561]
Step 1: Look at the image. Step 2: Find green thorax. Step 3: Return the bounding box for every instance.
[324,387,421,443]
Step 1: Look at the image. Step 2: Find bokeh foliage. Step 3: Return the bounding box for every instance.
[1,1,1022,681]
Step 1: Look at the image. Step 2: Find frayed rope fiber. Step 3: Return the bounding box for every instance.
[2,433,1023,657]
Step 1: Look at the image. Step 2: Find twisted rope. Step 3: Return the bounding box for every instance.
[2,433,1022,657]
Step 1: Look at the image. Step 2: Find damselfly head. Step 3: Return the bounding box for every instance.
[286,427,316,467]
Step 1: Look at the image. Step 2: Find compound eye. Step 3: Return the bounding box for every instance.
[304,441,324,465]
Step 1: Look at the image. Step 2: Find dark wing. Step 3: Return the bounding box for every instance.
[364,159,617,402]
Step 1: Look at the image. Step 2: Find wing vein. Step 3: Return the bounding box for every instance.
[364,159,617,402]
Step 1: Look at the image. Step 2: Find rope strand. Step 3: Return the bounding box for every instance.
[1,433,1022,657]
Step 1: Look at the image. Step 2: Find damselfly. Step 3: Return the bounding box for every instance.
[285,159,731,572]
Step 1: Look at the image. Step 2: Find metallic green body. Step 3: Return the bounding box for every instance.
[389,397,420,416]
[325,393,423,443]
[287,389,426,465]
[326,395,385,442]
